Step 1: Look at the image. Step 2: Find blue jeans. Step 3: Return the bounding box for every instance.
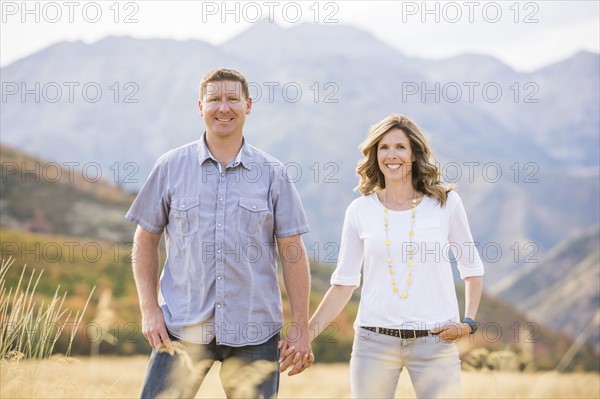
[140,332,280,399]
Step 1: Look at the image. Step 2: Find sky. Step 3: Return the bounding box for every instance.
[1,0,599,71]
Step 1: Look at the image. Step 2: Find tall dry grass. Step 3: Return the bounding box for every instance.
[0,257,94,359]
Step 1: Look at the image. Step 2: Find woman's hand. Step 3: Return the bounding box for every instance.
[431,322,471,342]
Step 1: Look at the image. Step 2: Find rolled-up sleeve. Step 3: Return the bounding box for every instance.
[125,158,170,234]
[272,164,310,238]
[448,192,484,279]
[331,202,363,287]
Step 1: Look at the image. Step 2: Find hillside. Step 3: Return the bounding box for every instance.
[0,145,135,242]
[492,225,600,351]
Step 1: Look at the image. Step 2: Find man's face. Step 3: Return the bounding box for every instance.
[199,81,252,140]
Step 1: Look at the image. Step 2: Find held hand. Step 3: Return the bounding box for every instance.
[278,336,314,376]
[278,340,299,371]
[431,322,471,342]
[141,306,174,355]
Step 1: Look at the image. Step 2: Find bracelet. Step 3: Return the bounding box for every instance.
[463,317,477,334]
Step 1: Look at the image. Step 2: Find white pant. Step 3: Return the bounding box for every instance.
[350,327,461,398]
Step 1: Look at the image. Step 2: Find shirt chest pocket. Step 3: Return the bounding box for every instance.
[170,197,201,236]
[237,198,269,237]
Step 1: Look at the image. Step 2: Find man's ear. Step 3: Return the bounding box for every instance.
[246,97,253,115]
[198,100,203,116]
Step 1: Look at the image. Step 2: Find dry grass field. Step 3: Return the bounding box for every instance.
[1,356,598,398]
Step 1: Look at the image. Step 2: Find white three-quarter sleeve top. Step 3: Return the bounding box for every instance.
[331,191,484,330]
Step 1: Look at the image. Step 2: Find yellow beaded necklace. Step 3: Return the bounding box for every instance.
[383,190,417,299]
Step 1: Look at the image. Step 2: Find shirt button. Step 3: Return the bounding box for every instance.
[217,304,222,309]
[218,223,222,227]
[252,205,256,209]
[217,275,222,280]
[182,205,186,208]
[219,198,223,202]
[217,249,221,253]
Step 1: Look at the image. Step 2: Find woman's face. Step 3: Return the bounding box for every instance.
[377,128,415,185]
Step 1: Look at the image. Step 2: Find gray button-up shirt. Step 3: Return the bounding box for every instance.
[126,134,309,346]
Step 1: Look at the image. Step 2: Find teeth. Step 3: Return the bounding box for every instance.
[387,164,401,170]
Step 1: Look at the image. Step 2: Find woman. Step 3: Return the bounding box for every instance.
[309,115,484,398]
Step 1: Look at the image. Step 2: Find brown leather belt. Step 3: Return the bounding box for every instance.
[361,326,431,339]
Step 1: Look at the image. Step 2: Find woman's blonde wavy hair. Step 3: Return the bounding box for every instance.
[356,115,453,206]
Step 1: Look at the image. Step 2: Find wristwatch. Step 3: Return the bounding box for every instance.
[463,317,477,334]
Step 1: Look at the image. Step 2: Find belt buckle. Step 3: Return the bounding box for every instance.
[403,329,417,340]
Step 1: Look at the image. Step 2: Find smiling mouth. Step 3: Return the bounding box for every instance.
[386,164,402,171]
[216,118,233,122]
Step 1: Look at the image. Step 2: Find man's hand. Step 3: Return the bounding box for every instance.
[141,306,174,355]
[278,333,314,376]
[277,234,313,376]
[132,226,174,355]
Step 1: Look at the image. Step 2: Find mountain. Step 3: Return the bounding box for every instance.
[492,225,600,351]
[224,20,410,63]
[523,51,600,166]
[412,50,599,167]
[0,22,598,312]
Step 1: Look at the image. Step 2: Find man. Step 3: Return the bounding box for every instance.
[126,68,313,398]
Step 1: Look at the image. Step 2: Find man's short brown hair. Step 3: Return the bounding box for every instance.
[199,68,249,99]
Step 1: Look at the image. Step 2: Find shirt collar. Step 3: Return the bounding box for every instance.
[197,132,253,170]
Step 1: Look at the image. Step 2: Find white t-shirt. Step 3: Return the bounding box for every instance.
[331,191,484,330]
